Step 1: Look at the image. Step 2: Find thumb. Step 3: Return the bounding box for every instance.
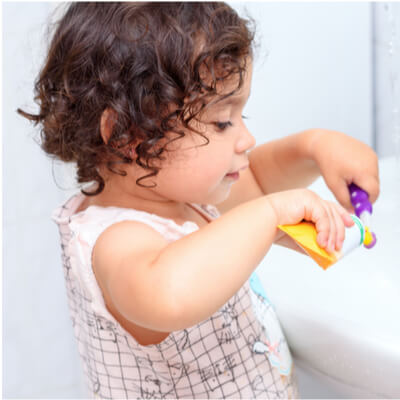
[326,177,354,213]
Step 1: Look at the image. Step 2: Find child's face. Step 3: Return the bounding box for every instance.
[140,61,255,206]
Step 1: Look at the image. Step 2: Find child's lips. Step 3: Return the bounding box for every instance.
[225,172,240,180]
[225,164,248,180]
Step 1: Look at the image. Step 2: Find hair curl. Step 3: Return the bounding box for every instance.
[18,2,255,195]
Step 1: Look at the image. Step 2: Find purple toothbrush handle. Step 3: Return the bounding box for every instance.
[348,183,372,218]
[348,183,376,248]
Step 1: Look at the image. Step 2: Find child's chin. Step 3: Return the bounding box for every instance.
[213,189,232,205]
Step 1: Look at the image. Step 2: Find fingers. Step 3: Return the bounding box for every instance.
[323,202,336,253]
[314,200,354,253]
[327,177,354,213]
[312,202,330,249]
[354,175,381,205]
[318,201,339,253]
[336,202,355,228]
[356,152,380,204]
[328,174,380,212]
[331,203,349,251]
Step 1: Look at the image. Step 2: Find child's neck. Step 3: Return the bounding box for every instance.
[81,182,200,225]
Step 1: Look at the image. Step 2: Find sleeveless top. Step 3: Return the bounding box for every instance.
[52,192,298,399]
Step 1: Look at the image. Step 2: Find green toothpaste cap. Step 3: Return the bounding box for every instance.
[350,214,365,245]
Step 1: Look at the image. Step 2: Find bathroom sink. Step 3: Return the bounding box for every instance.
[256,156,400,397]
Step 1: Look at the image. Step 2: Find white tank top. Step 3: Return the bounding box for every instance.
[52,192,298,399]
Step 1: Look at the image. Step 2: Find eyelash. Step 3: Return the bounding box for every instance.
[214,115,249,131]
[215,121,233,131]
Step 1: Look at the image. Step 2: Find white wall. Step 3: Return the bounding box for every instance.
[374,2,400,158]
[3,2,87,398]
[230,2,373,147]
[3,2,374,398]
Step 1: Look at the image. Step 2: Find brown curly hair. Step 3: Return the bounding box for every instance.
[18,2,255,196]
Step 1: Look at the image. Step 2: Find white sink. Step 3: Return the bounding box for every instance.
[256,156,400,398]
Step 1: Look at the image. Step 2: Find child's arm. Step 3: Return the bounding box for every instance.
[217,129,319,216]
[93,188,346,334]
[93,195,278,332]
[249,128,379,213]
[249,129,320,193]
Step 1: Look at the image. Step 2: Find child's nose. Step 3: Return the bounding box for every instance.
[236,124,256,154]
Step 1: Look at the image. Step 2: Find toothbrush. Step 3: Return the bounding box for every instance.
[348,183,377,248]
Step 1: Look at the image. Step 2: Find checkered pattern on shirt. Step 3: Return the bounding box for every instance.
[52,194,298,399]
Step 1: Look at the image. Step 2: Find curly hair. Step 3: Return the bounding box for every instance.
[18,2,255,196]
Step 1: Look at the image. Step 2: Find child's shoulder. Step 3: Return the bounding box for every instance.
[51,192,221,264]
[52,191,171,258]
[92,217,170,297]
[53,192,175,342]
[52,191,198,232]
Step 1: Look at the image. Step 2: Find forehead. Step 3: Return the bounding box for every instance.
[207,61,253,108]
[199,55,252,86]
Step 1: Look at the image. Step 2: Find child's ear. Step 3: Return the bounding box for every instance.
[100,108,145,161]
[100,108,117,144]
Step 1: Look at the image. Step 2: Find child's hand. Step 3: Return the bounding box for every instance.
[307,129,380,213]
[267,189,354,253]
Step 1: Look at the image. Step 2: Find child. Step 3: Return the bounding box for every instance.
[18,2,380,399]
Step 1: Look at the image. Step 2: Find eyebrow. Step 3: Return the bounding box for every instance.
[213,92,251,107]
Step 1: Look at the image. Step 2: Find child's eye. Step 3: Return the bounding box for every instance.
[214,121,233,131]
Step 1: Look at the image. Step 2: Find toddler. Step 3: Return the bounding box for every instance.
[19,2,379,399]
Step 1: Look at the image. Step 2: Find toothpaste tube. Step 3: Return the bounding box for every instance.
[277,214,365,270]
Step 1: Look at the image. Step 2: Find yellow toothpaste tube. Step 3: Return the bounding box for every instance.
[278,215,366,270]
